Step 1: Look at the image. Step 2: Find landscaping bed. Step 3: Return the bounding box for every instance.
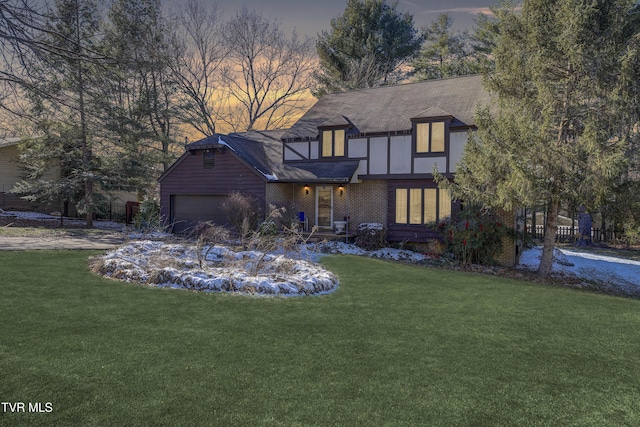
[91,240,339,296]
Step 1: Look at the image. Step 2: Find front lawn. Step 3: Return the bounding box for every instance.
[1,251,640,426]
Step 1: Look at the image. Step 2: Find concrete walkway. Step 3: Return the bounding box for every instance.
[0,235,126,251]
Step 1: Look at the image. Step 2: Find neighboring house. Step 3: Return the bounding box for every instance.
[0,137,135,218]
[0,137,31,210]
[158,75,516,265]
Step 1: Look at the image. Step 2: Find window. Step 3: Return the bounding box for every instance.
[424,188,437,223]
[416,121,445,153]
[395,187,451,224]
[321,128,345,157]
[203,149,215,169]
[396,189,407,224]
[409,188,422,224]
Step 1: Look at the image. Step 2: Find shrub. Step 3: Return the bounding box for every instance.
[436,207,507,265]
[257,220,278,236]
[355,223,386,251]
[222,191,262,248]
[246,204,318,275]
[132,198,162,232]
[191,222,231,268]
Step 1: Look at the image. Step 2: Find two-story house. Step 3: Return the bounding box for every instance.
[159,75,512,260]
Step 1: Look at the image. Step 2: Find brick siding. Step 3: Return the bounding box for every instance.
[495,208,516,267]
[264,180,387,230]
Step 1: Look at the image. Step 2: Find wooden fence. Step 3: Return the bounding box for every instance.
[527,225,616,243]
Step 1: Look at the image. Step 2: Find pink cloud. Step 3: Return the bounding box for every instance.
[400,2,523,17]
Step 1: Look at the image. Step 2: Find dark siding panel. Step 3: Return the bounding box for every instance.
[160,150,266,222]
[171,195,228,233]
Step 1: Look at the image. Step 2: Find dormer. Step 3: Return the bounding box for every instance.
[319,115,352,159]
[411,107,454,156]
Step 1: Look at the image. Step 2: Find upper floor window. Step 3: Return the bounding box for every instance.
[416,121,445,153]
[321,129,345,157]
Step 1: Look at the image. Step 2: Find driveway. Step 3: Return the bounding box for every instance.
[0,234,126,250]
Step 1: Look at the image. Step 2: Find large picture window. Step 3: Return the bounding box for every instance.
[321,128,345,157]
[416,121,445,153]
[395,187,451,224]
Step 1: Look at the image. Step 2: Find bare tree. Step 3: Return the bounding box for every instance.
[219,8,316,132]
[171,0,229,137]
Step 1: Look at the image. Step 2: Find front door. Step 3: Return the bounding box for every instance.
[315,187,333,229]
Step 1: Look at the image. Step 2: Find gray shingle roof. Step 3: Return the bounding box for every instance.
[174,75,489,184]
[282,74,489,140]
[184,130,359,183]
[0,137,22,148]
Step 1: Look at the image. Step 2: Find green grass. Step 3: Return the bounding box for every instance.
[1,251,640,426]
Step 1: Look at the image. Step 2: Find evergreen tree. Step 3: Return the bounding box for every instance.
[12,124,85,218]
[448,0,640,276]
[100,0,180,174]
[412,13,476,80]
[469,12,499,73]
[10,0,106,225]
[413,12,499,81]
[314,0,422,96]
[1,0,181,217]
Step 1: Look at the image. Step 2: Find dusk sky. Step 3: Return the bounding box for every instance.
[167,0,503,37]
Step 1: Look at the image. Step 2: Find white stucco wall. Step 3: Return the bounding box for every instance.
[348,138,368,158]
[389,135,412,174]
[369,137,388,175]
[449,131,470,173]
[414,157,447,175]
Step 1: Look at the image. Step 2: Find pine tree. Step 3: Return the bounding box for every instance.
[314,0,422,96]
[9,0,106,225]
[100,0,180,173]
[449,0,640,276]
[412,13,477,80]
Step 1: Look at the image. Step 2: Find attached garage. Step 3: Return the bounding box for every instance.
[159,135,271,234]
[170,195,228,234]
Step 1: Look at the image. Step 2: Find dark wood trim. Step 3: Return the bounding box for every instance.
[360,173,440,180]
[386,134,391,176]
[450,125,477,132]
[411,114,455,122]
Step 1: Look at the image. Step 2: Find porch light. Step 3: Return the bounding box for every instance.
[338,185,344,196]
[304,184,309,195]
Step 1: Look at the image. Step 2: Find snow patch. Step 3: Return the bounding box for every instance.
[217,135,235,152]
[96,241,339,296]
[518,246,640,291]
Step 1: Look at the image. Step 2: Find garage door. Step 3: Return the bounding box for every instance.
[170,195,228,234]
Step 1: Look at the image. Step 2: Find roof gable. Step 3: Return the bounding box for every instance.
[319,115,352,128]
[412,107,454,120]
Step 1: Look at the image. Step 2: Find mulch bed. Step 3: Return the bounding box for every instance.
[0,216,89,229]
